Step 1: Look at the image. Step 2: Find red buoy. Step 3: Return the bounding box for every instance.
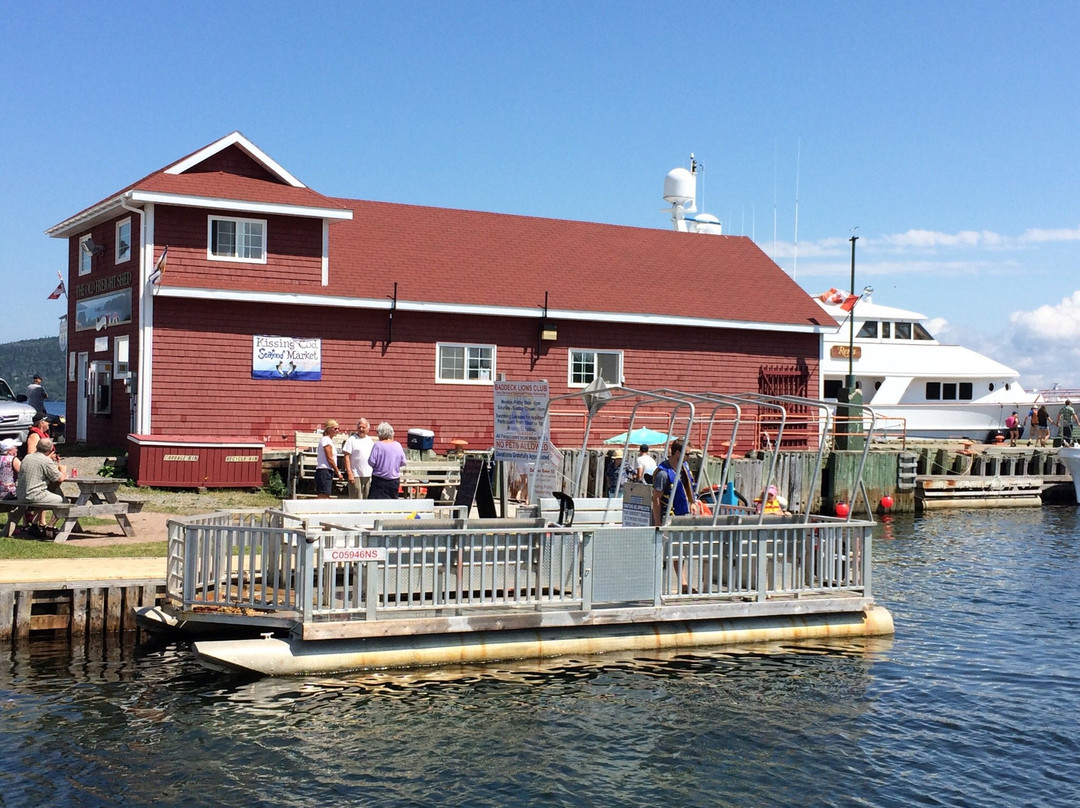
[835,501,850,518]
[880,495,894,510]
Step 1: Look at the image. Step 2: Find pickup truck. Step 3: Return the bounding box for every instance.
[0,378,38,444]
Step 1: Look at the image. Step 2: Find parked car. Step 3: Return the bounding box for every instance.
[0,378,38,444]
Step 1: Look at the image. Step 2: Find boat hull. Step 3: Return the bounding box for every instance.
[1058,446,1080,503]
[191,606,895,676]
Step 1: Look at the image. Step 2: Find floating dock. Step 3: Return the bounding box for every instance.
[145,499,893,676]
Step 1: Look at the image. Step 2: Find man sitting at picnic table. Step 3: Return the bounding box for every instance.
[15,437,67,538]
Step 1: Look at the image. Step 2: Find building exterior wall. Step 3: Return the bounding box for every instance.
[63,214,140,448]
[154,207,324,291]
[149,297,819,452]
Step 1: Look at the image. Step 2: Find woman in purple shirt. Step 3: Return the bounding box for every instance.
[367,421,407,499]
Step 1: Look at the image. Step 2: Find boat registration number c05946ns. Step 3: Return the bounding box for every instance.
[325,548,387,562]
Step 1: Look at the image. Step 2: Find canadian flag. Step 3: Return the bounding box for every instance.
[840,294,859,312]
[47,270,65,300]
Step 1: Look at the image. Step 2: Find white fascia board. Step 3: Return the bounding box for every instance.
[164,131,306,188]
[127,190,353,220]
[47,195,127,238]
[153,285,827,334]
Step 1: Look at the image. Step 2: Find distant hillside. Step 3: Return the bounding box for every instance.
[0,337,65,401]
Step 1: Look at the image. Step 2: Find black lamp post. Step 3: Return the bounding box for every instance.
[847,234,858,391]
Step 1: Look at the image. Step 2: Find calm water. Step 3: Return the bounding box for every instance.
[2,509,1079,807]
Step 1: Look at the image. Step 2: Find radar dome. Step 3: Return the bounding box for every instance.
[689,213,722,235]
[663,167,696,208]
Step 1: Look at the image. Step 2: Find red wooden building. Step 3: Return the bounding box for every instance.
[47,132,835,454]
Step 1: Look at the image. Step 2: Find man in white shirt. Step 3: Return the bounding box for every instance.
[342,418,375,498]
[635,444,657,483]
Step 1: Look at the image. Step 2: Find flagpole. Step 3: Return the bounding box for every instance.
[847,235,858,391]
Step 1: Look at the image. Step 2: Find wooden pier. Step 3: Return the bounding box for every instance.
[0,560,166,640]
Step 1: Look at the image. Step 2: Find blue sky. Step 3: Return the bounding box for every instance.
[3,1,1078,390]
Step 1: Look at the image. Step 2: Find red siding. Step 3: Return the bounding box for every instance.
[63,213,140,449]
[154,207,324,290]
[128,435,263,488]
[149,298,819,454]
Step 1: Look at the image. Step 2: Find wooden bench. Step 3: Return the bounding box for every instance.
[536,496,625,527]
[273,498,446,531]
[400,460,462,502]
[0,499,131,543]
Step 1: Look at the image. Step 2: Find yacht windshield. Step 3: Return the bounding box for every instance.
[914,323,934,340]
[895,322,912,339]
[857,321,878,338]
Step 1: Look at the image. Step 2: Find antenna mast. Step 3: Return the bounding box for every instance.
[793,137,801,280]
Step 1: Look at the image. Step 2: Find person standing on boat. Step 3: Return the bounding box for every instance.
[342,418,374,499]
[1056,401,1079,446]
[1037,405,1051,446]
[652,439,696,525]
[636,444,657,483]
[315,419,343,499]
[1005,411,1020,447]
[367,421,407,499]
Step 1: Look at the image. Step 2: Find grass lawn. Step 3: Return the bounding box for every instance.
[1,485,280,559]
[0,537,167,559]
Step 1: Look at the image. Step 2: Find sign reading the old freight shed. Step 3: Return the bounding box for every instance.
[252,336,322,380]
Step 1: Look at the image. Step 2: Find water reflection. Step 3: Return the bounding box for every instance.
[3,508,1080,807]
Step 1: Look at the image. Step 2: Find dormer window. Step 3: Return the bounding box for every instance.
[208,216,266,263]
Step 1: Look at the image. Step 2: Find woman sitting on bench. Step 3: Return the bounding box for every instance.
[15,437,67,538]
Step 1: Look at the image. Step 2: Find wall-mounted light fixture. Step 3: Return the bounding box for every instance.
[81,237,105,256]
[534,291,557,367]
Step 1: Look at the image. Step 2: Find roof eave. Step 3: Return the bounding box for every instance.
[153,285,829,333]
[126,190,353,220]
[46,195,128,239]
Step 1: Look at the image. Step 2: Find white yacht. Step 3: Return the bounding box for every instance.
[1058,446,1080,502]
[815,290,1037,440]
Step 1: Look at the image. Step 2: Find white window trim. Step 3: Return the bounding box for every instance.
[567,348,623,388]
[115,217,132,264]
[435,342,496,385]
[207,215,268,264]
[114,334,130,379]
[78,234,93,276]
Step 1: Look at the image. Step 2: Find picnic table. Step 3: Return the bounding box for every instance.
[1,475,135,543]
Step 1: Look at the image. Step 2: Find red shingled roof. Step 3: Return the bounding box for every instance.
[327,199,831,327]
[55,133,832,329]
[135,171,348,211]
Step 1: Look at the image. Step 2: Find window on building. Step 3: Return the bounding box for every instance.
[856,321,878,338]
[116,218,132,264]
[914,323,934,340]
[926,382,941,400]
[208,216,266,262]
[569,350,622,387]
[437,343,494,383]
[79,234,93,276]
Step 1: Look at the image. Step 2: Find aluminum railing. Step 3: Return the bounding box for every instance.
[169,513,872,623]
[661,517,870,603]
[302,526,584,621]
